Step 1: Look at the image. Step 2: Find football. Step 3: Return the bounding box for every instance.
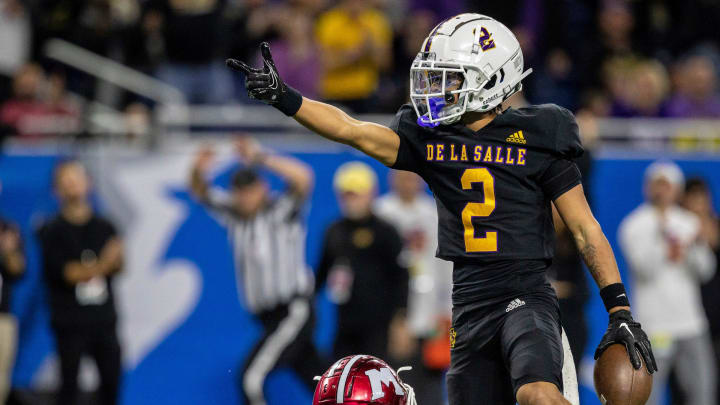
[594,344,653,405]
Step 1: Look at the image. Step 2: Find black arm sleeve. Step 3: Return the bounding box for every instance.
[390,134,418,172]
[539,159,582,201]
[554,106,584,159]
[389,105,423,172]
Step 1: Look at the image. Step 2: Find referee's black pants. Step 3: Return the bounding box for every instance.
[240,298,325,405]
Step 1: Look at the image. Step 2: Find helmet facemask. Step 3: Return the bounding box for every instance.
[410,50,532,127]
[410,53,490,128]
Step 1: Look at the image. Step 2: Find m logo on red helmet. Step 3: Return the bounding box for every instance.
[365,367,405,400]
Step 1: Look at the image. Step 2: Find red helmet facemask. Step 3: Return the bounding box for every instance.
[313,355,417,405]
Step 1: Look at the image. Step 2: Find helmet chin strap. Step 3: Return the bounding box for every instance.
[417,97,446,128]
[397,366,417,405]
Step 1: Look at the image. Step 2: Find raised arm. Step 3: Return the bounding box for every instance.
[226,43,401,166]
[234,136,315,198]
[189,147,214,202]
[294,99,400,165]
[554,184,657,373]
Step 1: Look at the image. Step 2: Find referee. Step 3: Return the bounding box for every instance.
[189,137,324,405]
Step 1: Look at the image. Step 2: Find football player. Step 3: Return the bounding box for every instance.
[227,13,657,405]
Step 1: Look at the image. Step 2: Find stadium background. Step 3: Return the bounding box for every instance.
[1,0,720,404]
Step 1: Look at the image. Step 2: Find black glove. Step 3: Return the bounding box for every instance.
[594,309,658,374]
[225,42,303,116]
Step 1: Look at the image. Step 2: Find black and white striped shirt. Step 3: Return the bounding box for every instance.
[207,189,314,314]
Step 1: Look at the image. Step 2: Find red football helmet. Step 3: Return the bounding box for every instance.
[313,355,417,405]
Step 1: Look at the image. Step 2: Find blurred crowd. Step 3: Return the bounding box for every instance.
[1,0,720,140]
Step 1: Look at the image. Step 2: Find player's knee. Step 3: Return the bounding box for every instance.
[516,381,569,405]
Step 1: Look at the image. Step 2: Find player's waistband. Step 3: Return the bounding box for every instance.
[451,259,553,307]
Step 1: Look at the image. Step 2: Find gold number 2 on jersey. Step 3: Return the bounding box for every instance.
[461,168,497,252]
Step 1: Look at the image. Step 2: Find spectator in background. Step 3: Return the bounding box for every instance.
[123,102,151,144]
[189,137,324,405]
[32,0,118,99]
[0,190,25,405]
[0,64,81,138]
[227,0,325,68]
[409,0,463,21]
[226,0,277,99]
[682,177,720,405]
[0,64,45,136]
[610,59,670,117]
[387,9,436,109]
[579,90,612,118]
[529,48,579,112]
[0,0,31,101]
[266,11,320,99]
[316,162,409,360]
[580,0,638,92]
[150,0,233,104]
[315,0,392,113]
[375,169,451,405]
[226,0,324,101]
[601,57,637,116]
[121,2,165,72]
[666,55,720,118]
[619,161,716,405]
[37,161,123,405]
[45,70,82,118]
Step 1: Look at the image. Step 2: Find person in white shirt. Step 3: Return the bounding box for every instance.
[375,169,453,405]
[376,170,453,340]
[618,161,717,405]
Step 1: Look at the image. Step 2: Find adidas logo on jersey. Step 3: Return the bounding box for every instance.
[506,130,526,144]
[505,298,526,312]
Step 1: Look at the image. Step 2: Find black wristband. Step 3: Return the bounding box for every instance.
[609,309,632,322]
[275,85,303,116]
[599,283,630,312]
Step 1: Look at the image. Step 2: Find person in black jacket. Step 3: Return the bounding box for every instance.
[316,161,410,361]
[37,161,123,405]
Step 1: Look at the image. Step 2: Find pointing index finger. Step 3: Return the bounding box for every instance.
[226,58,261,74]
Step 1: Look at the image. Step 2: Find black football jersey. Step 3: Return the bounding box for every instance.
[390,103,583,263]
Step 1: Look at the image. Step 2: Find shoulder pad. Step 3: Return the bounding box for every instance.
[506,104,583,158]
[390,104,428,138]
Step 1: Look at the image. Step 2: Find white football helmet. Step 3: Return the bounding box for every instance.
[410,13,532,127]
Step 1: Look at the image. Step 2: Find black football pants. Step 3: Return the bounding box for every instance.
[52,321,121,405]
[239,299,325,405]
